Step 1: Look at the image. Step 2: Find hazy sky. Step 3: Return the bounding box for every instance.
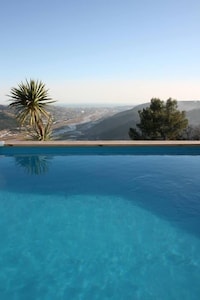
[1,0,200,105]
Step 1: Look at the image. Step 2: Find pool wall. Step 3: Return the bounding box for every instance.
[1,141,200,155]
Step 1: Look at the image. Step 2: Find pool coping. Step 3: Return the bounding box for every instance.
[2,140,200,147]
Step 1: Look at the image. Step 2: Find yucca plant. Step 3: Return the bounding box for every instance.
[30,116,53,141]
[8,79,55,141]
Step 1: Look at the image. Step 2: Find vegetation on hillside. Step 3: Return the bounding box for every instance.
[0,111,18,130]
[2,96,200,140]
[8,79,55,141]
[129,98,188,140]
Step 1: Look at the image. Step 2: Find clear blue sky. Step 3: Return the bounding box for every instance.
[1,0,200,105]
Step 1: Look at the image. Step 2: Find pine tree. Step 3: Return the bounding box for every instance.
[129,98,188,140]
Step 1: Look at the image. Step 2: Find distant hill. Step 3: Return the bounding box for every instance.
[0,107,18,130]
[79,107,139,140]
[185,108,200,126]
[1,101,200,140]
[0,104,128,137]
[81,101,200,140]
[177,101,200,111]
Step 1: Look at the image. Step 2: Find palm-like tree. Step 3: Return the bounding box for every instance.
[8,79,55,140]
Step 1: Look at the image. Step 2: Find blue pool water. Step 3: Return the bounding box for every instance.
[0,146,200,299]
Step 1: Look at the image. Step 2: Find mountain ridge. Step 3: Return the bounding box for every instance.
[79,101,200,140]
[1,101,200,140]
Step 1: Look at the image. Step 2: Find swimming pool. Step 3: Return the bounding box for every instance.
[0,145,200,299]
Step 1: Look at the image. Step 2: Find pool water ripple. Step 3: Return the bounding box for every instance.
[0,152,200,299]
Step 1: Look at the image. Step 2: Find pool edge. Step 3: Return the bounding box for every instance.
[3,140,200,147]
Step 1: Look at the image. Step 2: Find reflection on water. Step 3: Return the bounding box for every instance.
[1,154,200,239]
[15,156,53,175]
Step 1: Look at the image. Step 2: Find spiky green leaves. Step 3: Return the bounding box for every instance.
[8,79,55,141]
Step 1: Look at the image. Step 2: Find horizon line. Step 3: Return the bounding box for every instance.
[1,99,200,107]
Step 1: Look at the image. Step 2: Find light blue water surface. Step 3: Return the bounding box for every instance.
[0,147,200,299]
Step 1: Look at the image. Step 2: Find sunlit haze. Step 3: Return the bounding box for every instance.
[1,0,200,105]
